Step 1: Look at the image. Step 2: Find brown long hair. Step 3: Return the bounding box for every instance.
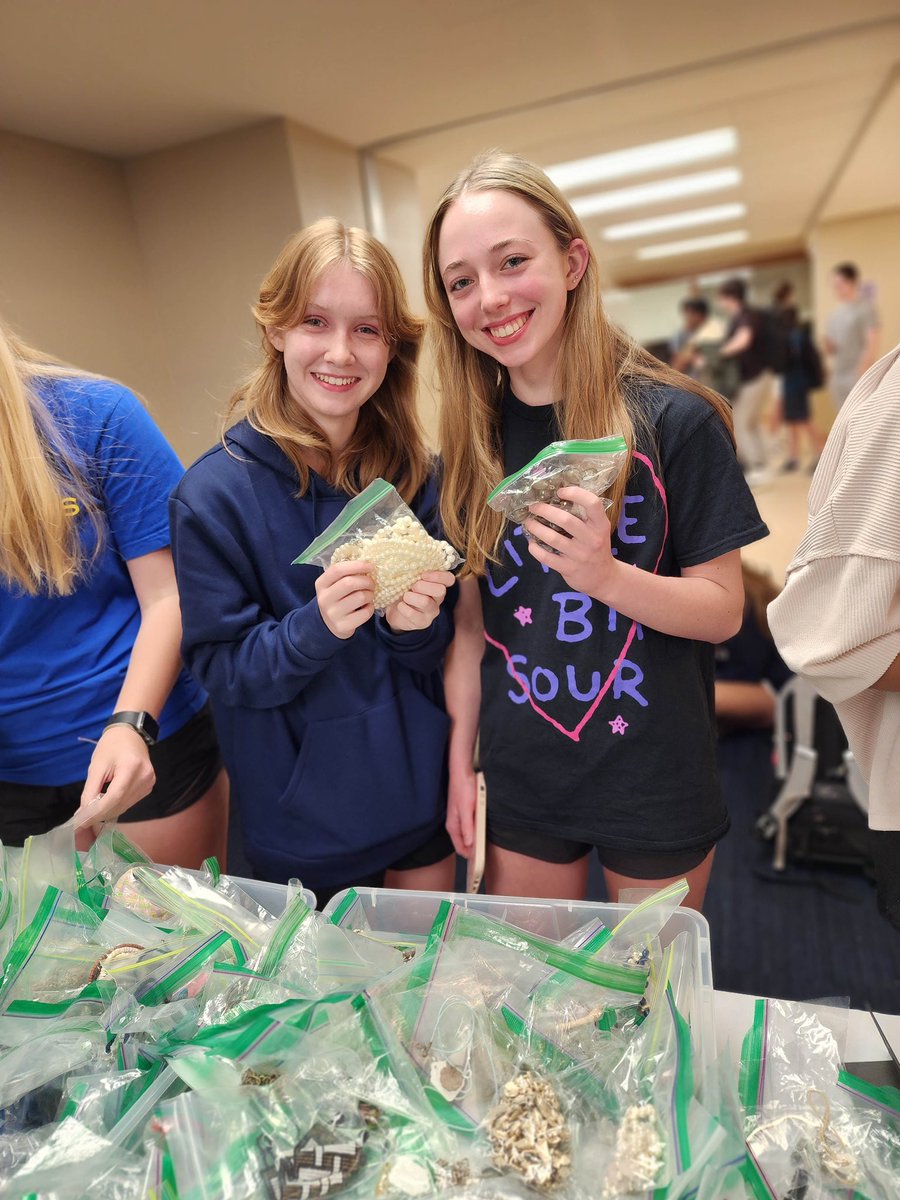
[0,323,104,595]
[423,150,734,575]
[742,560,780,639]
[225,218,430,502]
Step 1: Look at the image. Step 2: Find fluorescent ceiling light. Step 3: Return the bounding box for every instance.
[603,203,746,241]
[571,168,741,218]
[637,230,749,260]
[547,128,738,191]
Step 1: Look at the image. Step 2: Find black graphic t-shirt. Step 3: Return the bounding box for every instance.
[478,381,769,852]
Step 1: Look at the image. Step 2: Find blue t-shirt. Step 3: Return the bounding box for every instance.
[0,376,204,785]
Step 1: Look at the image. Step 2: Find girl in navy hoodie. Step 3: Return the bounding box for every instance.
[170,220,457,906]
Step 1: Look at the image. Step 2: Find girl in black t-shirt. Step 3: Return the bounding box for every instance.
[424,151,767,911]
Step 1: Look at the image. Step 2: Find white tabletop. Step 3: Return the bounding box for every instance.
[714,990,900,1065]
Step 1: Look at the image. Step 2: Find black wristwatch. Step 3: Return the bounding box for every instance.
[103,710,160,746]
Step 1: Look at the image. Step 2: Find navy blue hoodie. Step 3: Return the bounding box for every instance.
[169,421,455,889]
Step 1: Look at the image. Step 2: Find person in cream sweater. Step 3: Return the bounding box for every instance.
[768,343,900,928]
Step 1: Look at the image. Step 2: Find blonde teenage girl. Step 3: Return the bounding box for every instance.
[170,220,457,908]
[0,324,228,865]
[424,152,768,910]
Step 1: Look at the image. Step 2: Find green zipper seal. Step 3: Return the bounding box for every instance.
[738,998,775,1200]
[738,998,767,1118]
[454,909,647,993]
[202,857,221,886]
[255,892,312,978]
[5,979,115,1017]
[0,885,61,1005]
[0,854,11,934]
[423,899,454,958]
[327,887,359,927]
[530,921,613,1000]
[487,436,627,502]
[666,984,695,1173]
[608,879,690,942]
[293,478,394,564]
[137,931,232,1007]
[837,1068,900,1119]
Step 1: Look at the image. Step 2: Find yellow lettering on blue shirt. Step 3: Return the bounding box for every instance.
[62,497,81,517]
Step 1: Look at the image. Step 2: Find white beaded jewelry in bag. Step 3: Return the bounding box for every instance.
[294,478,461,612]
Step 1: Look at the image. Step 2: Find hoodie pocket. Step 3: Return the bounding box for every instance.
[275,687,449,858]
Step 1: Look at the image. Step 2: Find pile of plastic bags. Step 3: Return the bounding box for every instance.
[0,825,897,1198]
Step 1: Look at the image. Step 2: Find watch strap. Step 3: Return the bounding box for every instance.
[104,710,159,746]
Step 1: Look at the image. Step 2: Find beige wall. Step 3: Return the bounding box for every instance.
[125,120,306,463]
[367,155,426,312]
[286,122,367,230]
[809,208,900,382]
[0,130,167,406]
[366,154,441,443]
[0,120,396,463]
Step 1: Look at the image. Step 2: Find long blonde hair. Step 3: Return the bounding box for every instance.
[225,218,430,502]
[423,150,734,575]
[0,323,104,596]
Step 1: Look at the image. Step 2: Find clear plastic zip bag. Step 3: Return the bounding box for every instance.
[487,437,628,543]
[738,997,858,1198]
[293,478,461,612]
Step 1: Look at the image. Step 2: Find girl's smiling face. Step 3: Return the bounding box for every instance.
[267,261,390,450]
[438,189,588,400]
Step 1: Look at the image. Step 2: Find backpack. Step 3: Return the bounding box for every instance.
[756,307,791,375]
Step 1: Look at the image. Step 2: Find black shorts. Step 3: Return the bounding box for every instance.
[488,819,714,878]
[310,824,455,911]
[783,390,810,423]
[0,703,223,846]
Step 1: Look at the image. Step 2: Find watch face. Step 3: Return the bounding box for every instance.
[138,713,160,744]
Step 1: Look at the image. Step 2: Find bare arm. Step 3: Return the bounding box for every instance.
[526,487,745,643]
[443,575,484,856]
[720,325,752,358]
[715,680,776,727]
[858,325,880,376]
[671,344,699,374]
[81,549,184,819]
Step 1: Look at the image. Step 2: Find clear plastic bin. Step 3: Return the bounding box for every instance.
[322,887,715,1084]
[183,871,315,916]
[83,854,316,918]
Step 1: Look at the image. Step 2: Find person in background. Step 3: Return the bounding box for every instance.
[670,297,708,376]
[764,281,795,445]
[425,150,767,912]
[716,561,792,735]
[717,278,773,485]
[670,297,731,393]
[778,304,826,473]
[715,561,792,827]
[0,323,228,865]
[824,262,880,410]
[170,220,457,909]
[768,344,900,929]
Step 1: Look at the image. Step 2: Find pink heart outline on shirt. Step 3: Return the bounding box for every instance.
[483,451,668,743]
